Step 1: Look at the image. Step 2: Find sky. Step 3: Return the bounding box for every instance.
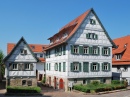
[0,0,130,55]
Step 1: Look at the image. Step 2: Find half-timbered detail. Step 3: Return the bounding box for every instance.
[44,8,116,91]
[4,37,48,87]
[112,35,130,85]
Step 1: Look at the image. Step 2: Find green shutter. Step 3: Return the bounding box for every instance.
[102,47,104,55]
[86,33,89,39]
[46,63,48,70]
[95,34,98,40]
[54,63,56,71]
[108,63,111,71]
[102,63,104,71]
[49,63,51,71]
[97,63,100,71]
[71,45,73,54]
[59,63,61,72]
[71,63,74,72]
[55,49,57,56]
[63,45,66,55]
[63,62,66,72]
[108,48,110,56]
[98,47,100,55]
[79,46,83,54]
[83,62,89,72]
[59,47,61,56]
[79,63,81,71]
[91,63,93,71]
[89,47,92,54]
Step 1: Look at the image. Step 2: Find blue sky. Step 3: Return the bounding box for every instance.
[0,0,130,55]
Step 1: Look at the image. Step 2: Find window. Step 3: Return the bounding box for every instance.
[71,62,81,72]
[83,46,89,54]
[117,66,120,72]
[25,64,30,70]
[22,80,26,86]
[63,62,66,72]
[92,47,98,55]
[86,33,98,39]
[83,79,86,84]
[50,40,53,44]
[63,33,68,38]
[123,66,128,72]
[12,64,18,70]
[55,63,58,71]
[102,63,110,71]
[102,47,110,56]
[35,53,37,57]
[83,62,89,72]
[49,63,51,71]
[56,37,59,41]
[124,44,127,48]
[59,63,61,72]
[116,54,122,60]
[27,80,32,86]
[40,54,43,57]
[90,19,96,25]
[74,46,79,54]
[20,49,27,55]
[91,63,100,71]
[63,45,66,55]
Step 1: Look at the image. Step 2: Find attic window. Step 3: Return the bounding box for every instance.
[56,37,59,41]
[31,46,35,49]
[20,49,27,55]
[63,33,68,38]
[50,40,53,44]
[90,19,96,25]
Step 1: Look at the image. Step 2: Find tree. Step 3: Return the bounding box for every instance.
[0,50,4,82]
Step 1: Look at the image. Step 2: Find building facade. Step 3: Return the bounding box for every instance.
[45,8,116,91]
[112,35,130,85]
[4,37,47,86]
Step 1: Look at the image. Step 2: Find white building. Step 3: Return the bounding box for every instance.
[4,37,47,86]
[44,8,116,91]
[112,35,130,85]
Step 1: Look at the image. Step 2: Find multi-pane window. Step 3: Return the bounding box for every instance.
[74,63,79,71]
[116,54,122,60]
[71,62,81,72]
[40,54,43,57]
[102,63,110,71]
[92,47,98,54]
[102,47,110,56]
[123,66,128,72]
[84,46,89,54]
[12,64,18,70]
[74,46,79,54]
[25,64,30,70]
[86,33,98,40]
[55,63,58,71]
[20,49,27,55]
[91,63,99,71]
[90,19,96,25]
[117,66,120,72]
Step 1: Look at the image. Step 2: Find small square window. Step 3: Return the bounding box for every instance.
[22,80,26,85]
[40,54,43,57]
[90,19,96,25]
[20,49,27,55]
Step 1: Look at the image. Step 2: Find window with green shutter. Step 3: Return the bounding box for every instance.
[83,46,89,54]
[71,62,81,72]
[83,62,89,72]
[102,47,110,56]
[71,63,74,71]
[49,63,51,71]
[102,62,111,71]
[46,63,48,70]
[92,46,99,55]
[86,33,98,40]
[79,46,83,54]
[55,63,58,71]
[59,47,62,56]
[63,62,66,72]
[63,45,66,55]
[71,45,79,54]
[91,62,100,72]
[59,63,61,72]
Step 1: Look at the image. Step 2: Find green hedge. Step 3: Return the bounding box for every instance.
[7,86,41,93]
[73,81,126,93]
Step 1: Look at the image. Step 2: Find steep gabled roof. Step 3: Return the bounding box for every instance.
[112,35,130,65]
[45,8,116,50]
[4,37,39,62]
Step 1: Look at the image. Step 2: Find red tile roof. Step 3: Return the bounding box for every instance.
[112,35,130,65]
[45,9,91,50]
[7,43,48,62]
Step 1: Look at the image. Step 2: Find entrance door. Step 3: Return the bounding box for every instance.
[39,74,43,81]
[59,79,64,89]
[54,77,56,89]
[49,77,51,86]
[36,70,38,80]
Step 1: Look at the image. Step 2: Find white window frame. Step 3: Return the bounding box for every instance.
[92,63,98,71]
[103,63,109,71]
[123,66,128,72]
[103,48,109,55]
[116,54,122,60]
[83,46,89,54]
[55,63,58,71]
[12,63,18,70]
[93,47,98,54]
[117,66,120,72]
[25,64,30,70]
[20,49,27,55]
[74,46,79,54]
[90,19,96,25]
[73,62,79,71]
[63,33,68,38]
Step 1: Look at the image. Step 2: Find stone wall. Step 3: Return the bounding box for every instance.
[7,78,37,87]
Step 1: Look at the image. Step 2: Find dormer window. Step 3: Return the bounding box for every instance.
[63,33,68,38]
[20,49,27,55]
[116,54,122,60]
[50,40,53,44]
[90,19,96,25]
[56,37,59,41]
[31,46,35,49]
